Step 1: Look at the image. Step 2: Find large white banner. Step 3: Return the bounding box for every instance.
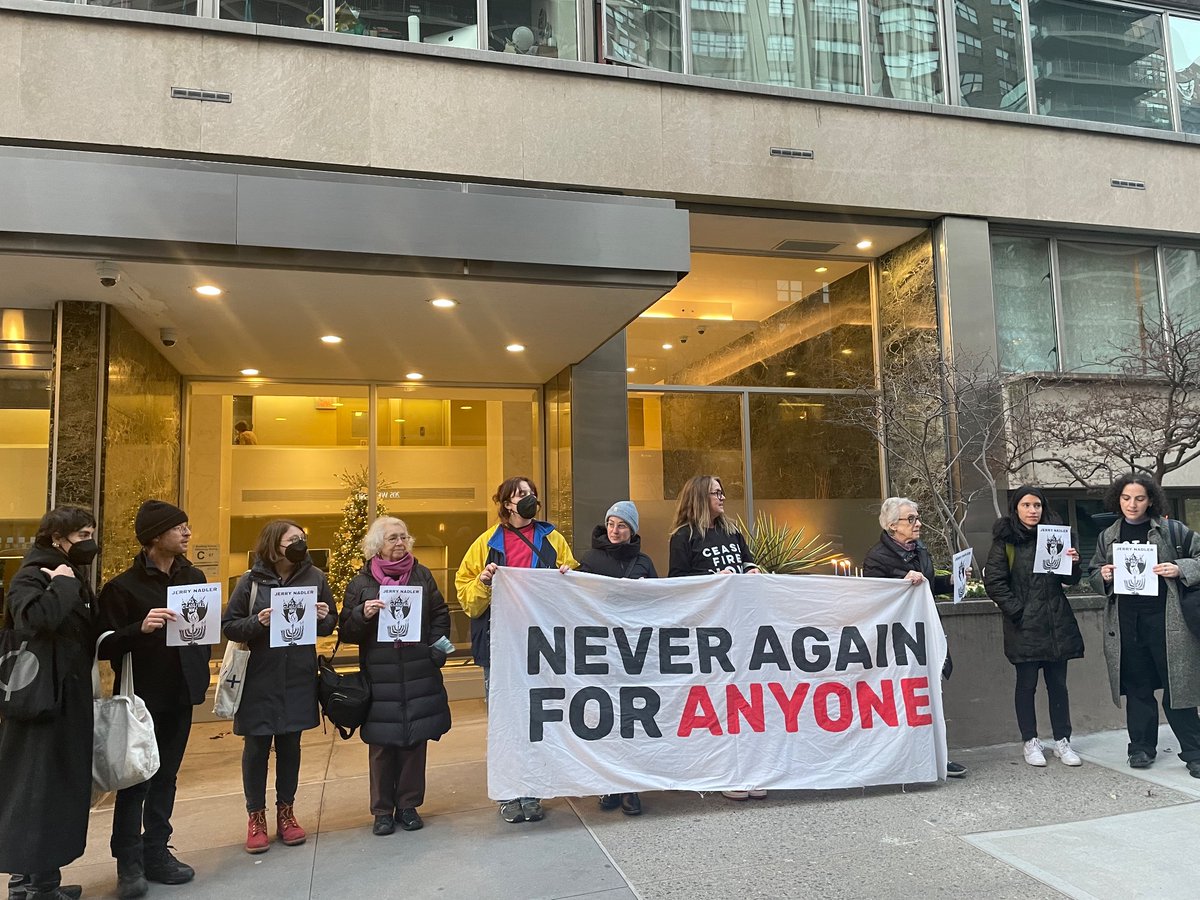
[488,570,948,799]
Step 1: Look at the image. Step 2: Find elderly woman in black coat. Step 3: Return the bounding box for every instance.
[0,506,99,900]
[983,485,1083,768]
[339,516,452,837]
[222,520,337,855]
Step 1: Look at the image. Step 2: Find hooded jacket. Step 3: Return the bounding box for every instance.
[983,500,1084,664]
[577,526,658,579]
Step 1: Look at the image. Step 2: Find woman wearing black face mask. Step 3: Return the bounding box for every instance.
[0,506,100,900]
[222,520,337,854]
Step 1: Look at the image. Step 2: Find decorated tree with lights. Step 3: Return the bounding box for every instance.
[327,467,388,603]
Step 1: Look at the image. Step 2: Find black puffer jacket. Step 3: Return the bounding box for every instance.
[339,559,452,747]
[577,526,658,579]
[862,532,953,596]
[983,517,1084,664]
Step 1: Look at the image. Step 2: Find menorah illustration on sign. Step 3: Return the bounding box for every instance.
[1041,534,1064,572]
[178,594,209,644]
[387,593,413,640]
[281,596,307,644]
[954,560,968,601]
[1124,553,1148,591]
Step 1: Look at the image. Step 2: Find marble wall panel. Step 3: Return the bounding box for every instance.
[51,301,102,513]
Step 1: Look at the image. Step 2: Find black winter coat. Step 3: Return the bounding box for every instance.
[984,519,1084,664]
[339,559,452,747]
[97,552,211,715]
[577,527,659,579]
[862,532,953,596]
[222,558,337,737]
[0,545,97,873]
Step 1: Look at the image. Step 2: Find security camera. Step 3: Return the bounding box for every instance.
[96,261,121,288]
[160,328,178,348]
[696,326,707,335]
[679,336,688,344]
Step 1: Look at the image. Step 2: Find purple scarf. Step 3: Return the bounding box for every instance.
[370,553,415,586]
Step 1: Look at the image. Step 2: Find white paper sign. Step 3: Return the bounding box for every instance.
[377,586,424,643]
[166,582,222,646]
[1033,525,1072,574]
[1114,542,1159,597]
[270,586,318,647]
[951,549,974,604]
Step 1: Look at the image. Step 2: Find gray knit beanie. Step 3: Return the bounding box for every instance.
[605,501,639,536]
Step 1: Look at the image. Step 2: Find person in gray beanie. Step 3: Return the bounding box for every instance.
[97,499,211,899]
[578,500,658,815]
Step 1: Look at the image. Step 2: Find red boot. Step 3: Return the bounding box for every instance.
[277,802,307,846]
[245,810,269,854]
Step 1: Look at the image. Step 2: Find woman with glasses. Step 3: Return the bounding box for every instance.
[863,497,967,778]
[222,520,337,854]
[578,500,658,816]
[340,516,452,836]
[668,475,762,800]
[454,475,577,825]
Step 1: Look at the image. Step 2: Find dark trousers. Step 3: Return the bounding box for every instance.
[110,704,194,862]
[1119,600,1200,762]
[242,732,302,812]
[1013,660,1072,741]
[368,742,428,814]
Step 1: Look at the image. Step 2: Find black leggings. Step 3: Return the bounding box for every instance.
[241,732,302,812]
[1014,660,1071,742]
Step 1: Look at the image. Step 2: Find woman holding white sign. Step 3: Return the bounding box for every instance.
[1088,474,1200,777]
[982,485,1084,768]
[222,520,337,853]
[340,516,452,836]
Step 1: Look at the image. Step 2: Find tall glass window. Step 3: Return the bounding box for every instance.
[1029,0,1171,129]
[991,236,1056,372]
[1056,241,1160,372]
[688,0,864,92]
[955,0,1027,110]
[297,0,481,44]
[220,0,318,28]
[1164,247,1200,323]
[487,0,578,58]
[1170,16,1200,134]
[88,0,197,12]
[868,0,945,100]
[605,0,684,71]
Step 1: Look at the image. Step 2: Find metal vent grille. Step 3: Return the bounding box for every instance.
[769,147,815,159]
[171,87,233,103]
[1111,179,1146,190]
[773,240,843,254]
[241,487,476,502]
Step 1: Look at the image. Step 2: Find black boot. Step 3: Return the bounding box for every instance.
[116,856,148,900]
[8,875,28,900]
[143,846,195,885]
[25,874,79,900]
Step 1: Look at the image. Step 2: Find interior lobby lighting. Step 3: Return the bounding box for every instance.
[855,240,873,250]
[321,335,343,344]
[785,370,797,377]
[841,348,854,355]
[506,343,525,353]
[429,298,458,308]
[194,284,223,297]
[240,368,259,376]
[626,367,636,373]
[405,372,424,380]
[662,343,673,350]
[460,405,473,410]
[815,266,828,274]
[354,411,363,417]
[394,418,405,423]
[274,417,286,421]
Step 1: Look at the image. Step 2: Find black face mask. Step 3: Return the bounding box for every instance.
[515,494,540,520]
[66,539,100,567]
[284,540,308,564]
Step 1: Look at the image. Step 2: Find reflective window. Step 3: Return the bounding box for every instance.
[605,0,684,71]
[1057,241,1160,372]
[331,0,480,44]
[687,0,864,92]
[487,0,578,59]
[868,0,945,101]
[955,0,1027,111]
[1164,247,1200,322]
[1029,0,1171,129]
[991,236,1056,372]
[219,0,319,27]
[88,0,196,12]
[1170,16,1200,133]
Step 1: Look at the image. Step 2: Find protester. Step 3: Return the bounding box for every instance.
[222,520,337,852]
[0,507,98,900]
[983,486,1084,767]
[340,516,452,836]
[863,497,968,778]
[667,475,763,799]
[454,475,577,824]
[1088,473,1200,776]
[97,500,211,898]
[578,501,657,816]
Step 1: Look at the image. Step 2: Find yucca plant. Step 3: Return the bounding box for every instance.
[735,513,840,574]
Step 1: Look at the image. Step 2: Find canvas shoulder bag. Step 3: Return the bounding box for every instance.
[213,580,253,719]
[92,630,161,792]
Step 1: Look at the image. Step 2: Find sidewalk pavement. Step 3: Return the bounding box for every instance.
[62,701,1200,900]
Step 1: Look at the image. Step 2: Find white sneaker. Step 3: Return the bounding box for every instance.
[1023,738,1047,767]
[1054,738,1082,766]
[721,790,749,800]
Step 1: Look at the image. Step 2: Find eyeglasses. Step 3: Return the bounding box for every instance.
[383,534,411,544]
[894,515,921,526]
[280,533,305,547]
[606,520,631,531]
[709,491,726,498]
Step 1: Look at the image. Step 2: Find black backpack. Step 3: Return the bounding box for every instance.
[316,642,370,740]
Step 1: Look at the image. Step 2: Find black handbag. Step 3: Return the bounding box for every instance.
[1167,519,1200,640]
[316,641,370,740]
[0,605,59,723]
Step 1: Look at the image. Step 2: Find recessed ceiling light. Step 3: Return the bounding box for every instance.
[662,343,673,350]
[460,405,473,410]
[275,417,286,421]
[855,240,873,250]
[194,284,222,297]
[626,367,636,373]
[506,343,525,353]
[429,298,458,308]
[321,335,343,344]
[405,372,424,380]
[240,368,259,376]
[815,266,828,274]
[785,370,797,377]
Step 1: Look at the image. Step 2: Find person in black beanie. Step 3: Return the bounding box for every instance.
[97,500,211,899]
